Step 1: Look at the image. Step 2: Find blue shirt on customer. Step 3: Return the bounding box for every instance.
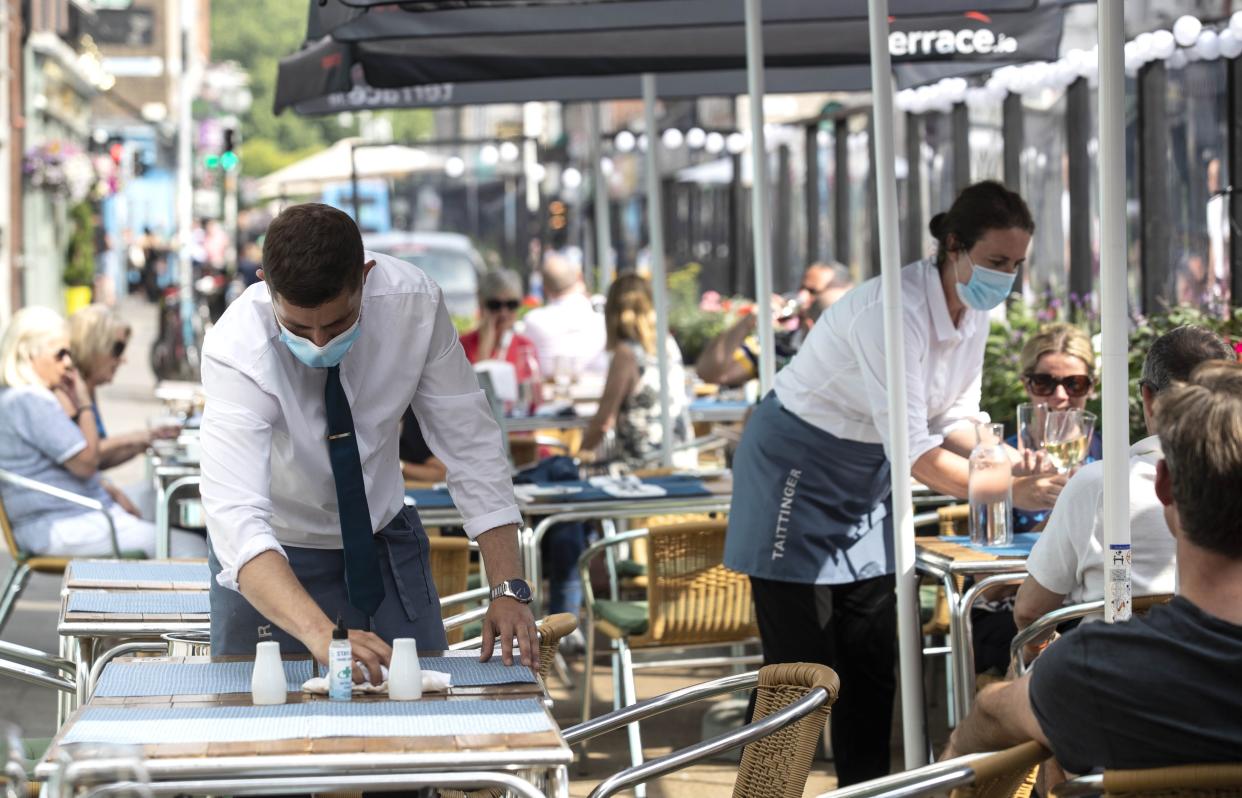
[0,386,111,536]
[1005,431,1102,533]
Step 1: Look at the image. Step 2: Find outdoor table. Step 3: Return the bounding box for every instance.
[916,534,1035,723]
[688,397,751,425]
[38,653,571,797]
[407,473,733,617]
[57,587,210,721]
[502,413,592,435]
[63,559,210,591]
[148,443,203,559]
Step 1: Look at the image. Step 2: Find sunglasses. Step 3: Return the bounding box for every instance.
[111,339,128,359]
[485,299,521,312]
[1023,372,1094,398]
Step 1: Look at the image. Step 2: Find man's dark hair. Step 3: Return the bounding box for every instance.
[262,203,364,307]
[1140,325,1235,394]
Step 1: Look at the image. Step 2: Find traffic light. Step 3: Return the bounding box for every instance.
[220,128,239,171]
[548,200,567,231]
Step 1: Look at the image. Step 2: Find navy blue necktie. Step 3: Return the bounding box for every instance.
[324,365,386,616]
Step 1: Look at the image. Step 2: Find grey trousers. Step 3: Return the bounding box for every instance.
[208,505,449,655]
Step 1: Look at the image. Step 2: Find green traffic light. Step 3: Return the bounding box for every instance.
[220,151,239,171]
[203,154,220,169]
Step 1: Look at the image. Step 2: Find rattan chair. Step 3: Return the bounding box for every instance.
[577,519,760,776]
[427,536,473,644]
[1053,764,1242,798]
[564,663,839,798]
[535,612,579,681]
[813,741,1049,798]
[0,468,134,633]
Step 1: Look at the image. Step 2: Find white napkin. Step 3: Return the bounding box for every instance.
[301,669,452,696]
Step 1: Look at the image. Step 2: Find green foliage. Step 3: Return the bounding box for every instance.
[63,201,96,287]
[666,263,735,366]
[209,0,434,178]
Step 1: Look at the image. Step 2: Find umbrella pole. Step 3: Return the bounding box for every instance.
[867,0,928,768]
[744,0,776,395]
[643,74,674,468]
[1098,0,1132,622]
[590,103,615,291]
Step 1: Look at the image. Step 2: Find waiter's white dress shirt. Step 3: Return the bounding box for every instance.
[774,259,990,469]
[200,252,521,591]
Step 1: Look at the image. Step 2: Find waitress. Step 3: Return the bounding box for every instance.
[725,180,1057,785]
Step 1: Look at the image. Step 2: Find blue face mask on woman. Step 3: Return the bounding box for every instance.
[955,252,1016,311]
[277,313,361,368]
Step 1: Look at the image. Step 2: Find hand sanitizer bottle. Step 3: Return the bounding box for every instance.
[328,615,353,702]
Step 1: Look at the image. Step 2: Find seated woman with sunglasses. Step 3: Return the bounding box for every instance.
[1008,323,1102,533]
[68,305,181,518]
[0,307,205,558]
[458,269,540,383]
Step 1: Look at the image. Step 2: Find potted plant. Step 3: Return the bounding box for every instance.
[63,200,96,315]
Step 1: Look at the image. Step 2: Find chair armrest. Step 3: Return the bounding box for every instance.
[0,640,74,675]
[587,684,831,798]
[0,469,105,512]
[439,586,491,610]
[575,528,651,612]
[1050,774,1104,798]
[0,657,75,694]
[563,670,757,746]
[1011,599,1106,675]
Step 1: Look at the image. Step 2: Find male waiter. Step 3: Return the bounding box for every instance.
[200,204,535,680]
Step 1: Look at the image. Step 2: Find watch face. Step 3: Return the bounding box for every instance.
[509,579,532,601]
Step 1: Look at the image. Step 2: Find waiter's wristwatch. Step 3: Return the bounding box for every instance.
[490,578,533,604]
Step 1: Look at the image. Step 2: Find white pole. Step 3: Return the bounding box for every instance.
[643,74,673,468]
[590,103,615,291]
[1098,0,1132,623]
[867,0,927,767]
[175,0,196,300]
[744,0,775,395]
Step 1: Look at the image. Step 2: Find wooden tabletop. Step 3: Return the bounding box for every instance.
[63,559,210,591]
[59,588,210,628]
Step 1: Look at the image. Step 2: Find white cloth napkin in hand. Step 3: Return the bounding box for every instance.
[301,669,452,696]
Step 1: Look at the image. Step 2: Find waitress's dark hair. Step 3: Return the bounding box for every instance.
[930,180,1034,268]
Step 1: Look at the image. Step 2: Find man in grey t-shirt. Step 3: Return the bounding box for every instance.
[940,360,1242,774]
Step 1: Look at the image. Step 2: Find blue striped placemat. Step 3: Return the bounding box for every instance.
[93,660,317,697]
[68,561,210,585]
[66,591,211,615]
[419,657,535,686]
[61,699,552,745]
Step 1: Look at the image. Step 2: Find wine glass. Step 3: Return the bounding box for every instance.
[1043,409,1097,475]
[1016,402,1049,455]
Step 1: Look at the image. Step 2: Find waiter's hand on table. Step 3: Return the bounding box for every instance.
[480,598,538,667]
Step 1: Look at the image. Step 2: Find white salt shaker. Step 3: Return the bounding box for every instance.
[387,638,422,700]
[251,640,287,705]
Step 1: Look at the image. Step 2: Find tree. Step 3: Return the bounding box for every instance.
[209,0,435,177]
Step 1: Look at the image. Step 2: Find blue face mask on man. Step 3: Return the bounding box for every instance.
[277,312,361,368]
[954,252,1016,311]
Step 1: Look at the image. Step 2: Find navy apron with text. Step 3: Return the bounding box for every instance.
[724,392,894,585]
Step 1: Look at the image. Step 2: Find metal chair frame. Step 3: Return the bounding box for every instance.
[1053,765,1242,798]
[813,741,1050,798]
[1011,594,1175,676]
[0,468,122,632]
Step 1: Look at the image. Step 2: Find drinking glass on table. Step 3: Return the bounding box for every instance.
[1016,402,1049,455]
[145,414,183,442]
[1044,409,1097,475]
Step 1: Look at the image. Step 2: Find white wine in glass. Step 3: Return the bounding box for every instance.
[1044,409,1097,475]
[1045,435,1088,472]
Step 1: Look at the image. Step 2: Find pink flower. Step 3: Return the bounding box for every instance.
[699,290,723,312]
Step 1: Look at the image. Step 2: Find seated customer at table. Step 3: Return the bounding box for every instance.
[0,307,205,558]
[399,407,447,485]
[941,360,1242,773]
[1013,325,1234,639]
[1008,323,1102,533]
[695,261,852,387]
[69,304,180,518]
[459,269,540,383]
[581,272,691,465]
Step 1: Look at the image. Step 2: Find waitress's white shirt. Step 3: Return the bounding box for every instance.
[199,252,521,592]
[773,259,990,469]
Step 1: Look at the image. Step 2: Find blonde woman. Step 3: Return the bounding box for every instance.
[1010,322,1101,532]
[581,271,690,464]
[69,305,179,517]
[0,307,204,558]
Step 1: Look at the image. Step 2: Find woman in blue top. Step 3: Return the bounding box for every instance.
[1008,323,1102,532]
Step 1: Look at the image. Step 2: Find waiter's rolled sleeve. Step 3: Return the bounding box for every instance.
[929,369,990,440]
[411,291,522,538]
[200,352,284,591]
